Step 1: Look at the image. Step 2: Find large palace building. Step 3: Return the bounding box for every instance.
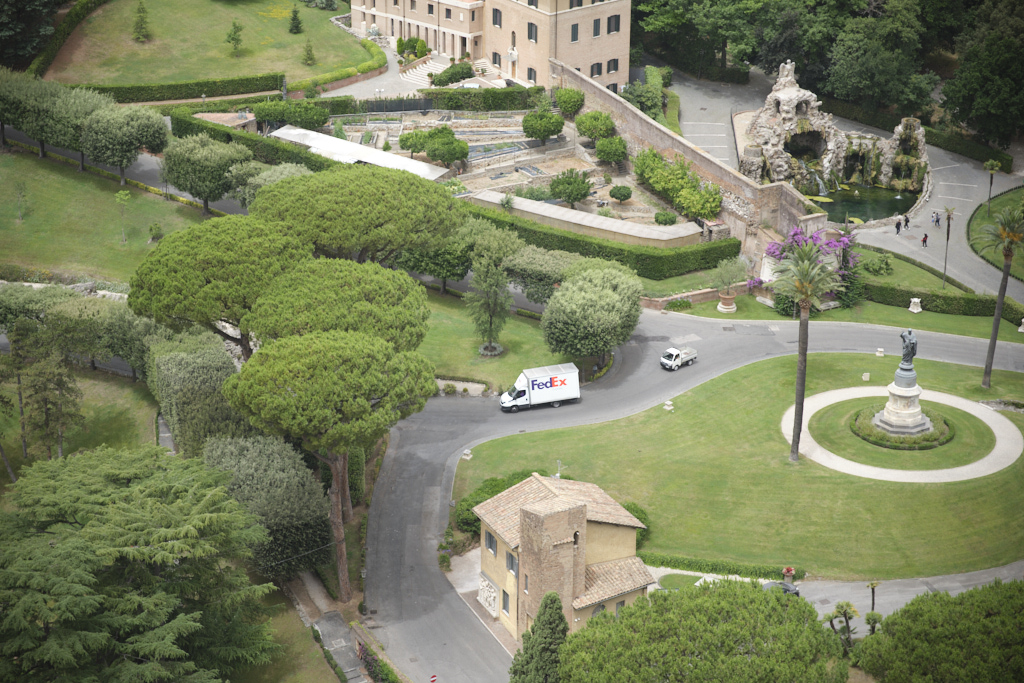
[351,0,630,91]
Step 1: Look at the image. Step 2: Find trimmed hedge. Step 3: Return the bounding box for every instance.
[466,204,741,280]
[857,244,973,293]
[150,93,284,117]
[170,107,340,171]
[421,85,546,111]
[27,0,111,77]
[863,280,1024,326]
[965,186,1024,285]
[818,97,1013,172]
[851,405,955,450]
[432,61,474,88]
[639,551,807,581]
[289,39,386,93]
[79,74,285,104]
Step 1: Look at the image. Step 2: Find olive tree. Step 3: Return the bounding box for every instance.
[160,133,253,213]
[46,87,115,170]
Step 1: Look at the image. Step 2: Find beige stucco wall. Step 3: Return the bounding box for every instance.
[571,587,646,632]
[583,521,635,565]
[479,522,520,637]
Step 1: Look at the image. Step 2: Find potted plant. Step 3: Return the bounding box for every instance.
[712,256,748,313]
[783,567,795,582]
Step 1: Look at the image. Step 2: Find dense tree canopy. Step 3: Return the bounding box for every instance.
[249,164,466,262]
[243,258,430,351]
[229,161,311,209]
[160,133,254,213]
[522,111,564,144]
[128,216,312,358]
[81,105,168,184]
[222,330,436,601]
[0,0,62,66]
[541,267,642,362]
[510,592,568,683]
[558,581,846,683]
[47,87,116,170]
[0,445,277,682]
[573,111,615,141]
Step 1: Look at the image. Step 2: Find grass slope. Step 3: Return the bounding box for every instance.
[685,295,1023,343]
[809,397,995,470]
[233,591,338,683]
[419,290,570,391]
[0,151,205,282]
[455,354,1024,580]
[1,369,158,496]
[47,0,365,86]
[967,187,1024,283]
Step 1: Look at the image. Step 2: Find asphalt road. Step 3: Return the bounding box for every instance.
[364,308,1023,683]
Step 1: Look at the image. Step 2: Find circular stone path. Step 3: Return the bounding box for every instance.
[781,386,1024,483]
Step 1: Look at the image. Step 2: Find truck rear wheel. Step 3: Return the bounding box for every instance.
[510,406,519,413]
[552,401,561,408]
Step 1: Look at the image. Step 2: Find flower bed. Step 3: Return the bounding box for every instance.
[851,404,954,450]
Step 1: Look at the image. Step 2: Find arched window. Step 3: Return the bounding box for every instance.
[511,31,516,47]
[592,604,605,617]
[573,531,579,546]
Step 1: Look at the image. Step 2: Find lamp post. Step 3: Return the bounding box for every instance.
[941,205,954,289]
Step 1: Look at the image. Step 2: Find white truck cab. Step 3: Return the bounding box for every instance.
[661,347,697,370]
[500,363,581,412]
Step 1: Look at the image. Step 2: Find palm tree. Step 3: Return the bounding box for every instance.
[772,242,844,462]
[983,159,1001,217]
[970,207,1024,388]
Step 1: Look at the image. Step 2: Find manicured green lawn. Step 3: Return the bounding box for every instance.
[663,89,682,135]
[419,290,570,391]
[455,354,1024,580]
[46,0,366,86]
[640,269,713,298]
[967,187,1024,283]
[809,397,995,470]
[854,246,949,290]
[1,369,158,496]
[659,574,701,590]
[0,151,205,282]
[685,295,1023,343]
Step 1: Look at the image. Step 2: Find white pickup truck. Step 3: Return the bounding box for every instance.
[660,347,697,370]
[500,363,581,412]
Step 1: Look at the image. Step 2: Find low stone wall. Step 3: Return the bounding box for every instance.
[399,54,433,73]
[641,287,721,311]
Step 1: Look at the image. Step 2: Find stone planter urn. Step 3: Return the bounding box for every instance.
[717,291,737,314]
[783,567,795,582]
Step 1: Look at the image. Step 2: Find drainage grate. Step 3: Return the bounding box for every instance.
[722,326,735,332]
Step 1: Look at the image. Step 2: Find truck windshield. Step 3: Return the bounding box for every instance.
[662,352,674,361]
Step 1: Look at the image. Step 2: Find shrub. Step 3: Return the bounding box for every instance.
[639,551,806,581]
[253,100,329,129]
[622,501,650,549]
[514,185,553,201]
[423,85,546,111]
[504,246,583,304]
[851,405,954,450]
[454,469,546,534]
[655,211,677,225]
[549,168,592,208]
[433,61,475,87]
[595,136,628,163]
[522,110,565,144]
[575,110,615,140]
[664,298,693,311]
[555,88,585,117]
[444,382,456,395]
[78,73,284,104]
[862,252,895,276]
[598,207,615,218]
[609,185,632,203]
[416,38,427,59]
[466,204,741,280]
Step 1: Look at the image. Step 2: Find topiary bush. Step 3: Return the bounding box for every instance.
[555,88,585,117]
[655,211,677,225]
[609,185,632,203]
[850,405,954,450]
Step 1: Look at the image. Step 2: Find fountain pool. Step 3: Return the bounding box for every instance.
[811,185,919,224]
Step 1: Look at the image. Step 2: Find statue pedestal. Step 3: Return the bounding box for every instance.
[872,364,932,435]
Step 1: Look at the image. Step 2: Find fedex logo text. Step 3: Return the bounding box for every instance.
[530,377,568,391]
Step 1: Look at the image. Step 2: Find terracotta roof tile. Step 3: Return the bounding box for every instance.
[572,556,655,610]
[472,473,644,549]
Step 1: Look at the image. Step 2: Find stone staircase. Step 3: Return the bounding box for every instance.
[399,60,447,88]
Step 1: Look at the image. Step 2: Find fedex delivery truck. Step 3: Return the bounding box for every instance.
[500,364,581,412]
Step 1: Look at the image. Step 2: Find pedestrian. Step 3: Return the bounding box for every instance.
[933,212,940,229]
[896,218,902,235]
[922,233,928,248]
[903,214,910,230]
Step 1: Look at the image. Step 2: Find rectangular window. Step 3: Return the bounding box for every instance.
[608,82,617,93]
[527,67,536,82]
[607,14,620,33]
[607,58,618,73]
[471,9,475,21]
[445,7,451,19]
[529,0,537,6]
[593,18,600,37]
[590,62,602,77]
[485,530,497,555]
[528,22,537,42]
[410,0,415,9]
[569,0,582,7]
[492,51,501,67]
[570,23,578,42]
[492,8,501,26]
[506,551,518,576]
[616,600,626,616]
[524,574,529,593]
[393,0,397,5]
[502,590,510,614]
[428,3,433,14]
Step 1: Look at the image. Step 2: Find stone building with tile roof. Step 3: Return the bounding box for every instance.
[472,472,653,641]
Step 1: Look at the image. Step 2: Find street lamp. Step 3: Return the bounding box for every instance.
[941,205,955,289]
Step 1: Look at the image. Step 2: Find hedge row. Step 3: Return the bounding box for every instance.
[965,186,1024,286]
[863,280,1024,325]
[857,244,973,293]
[466,204,741,280]
[80,73,285,104]
[818,97,1013,172]
[432,61,474,88]
[151,93,284,117]
[289,39,386,93]
[420,85,546,111]
[27,0,111,77]
[169,107,340,171]
[638,551,807,581]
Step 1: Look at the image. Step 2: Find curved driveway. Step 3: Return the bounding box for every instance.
[365,310,1022,683]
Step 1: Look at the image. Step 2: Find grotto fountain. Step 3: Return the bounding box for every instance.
[739,61,930,225]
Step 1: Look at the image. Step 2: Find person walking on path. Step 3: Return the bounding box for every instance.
[922,233,929,248]
[904,214,910,230]
[896,218,902,235]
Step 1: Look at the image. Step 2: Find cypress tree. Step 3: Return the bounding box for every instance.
[509,591,568,683]
[303,38,316,66]
[132,0,151,42]
[289,5,303,33]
